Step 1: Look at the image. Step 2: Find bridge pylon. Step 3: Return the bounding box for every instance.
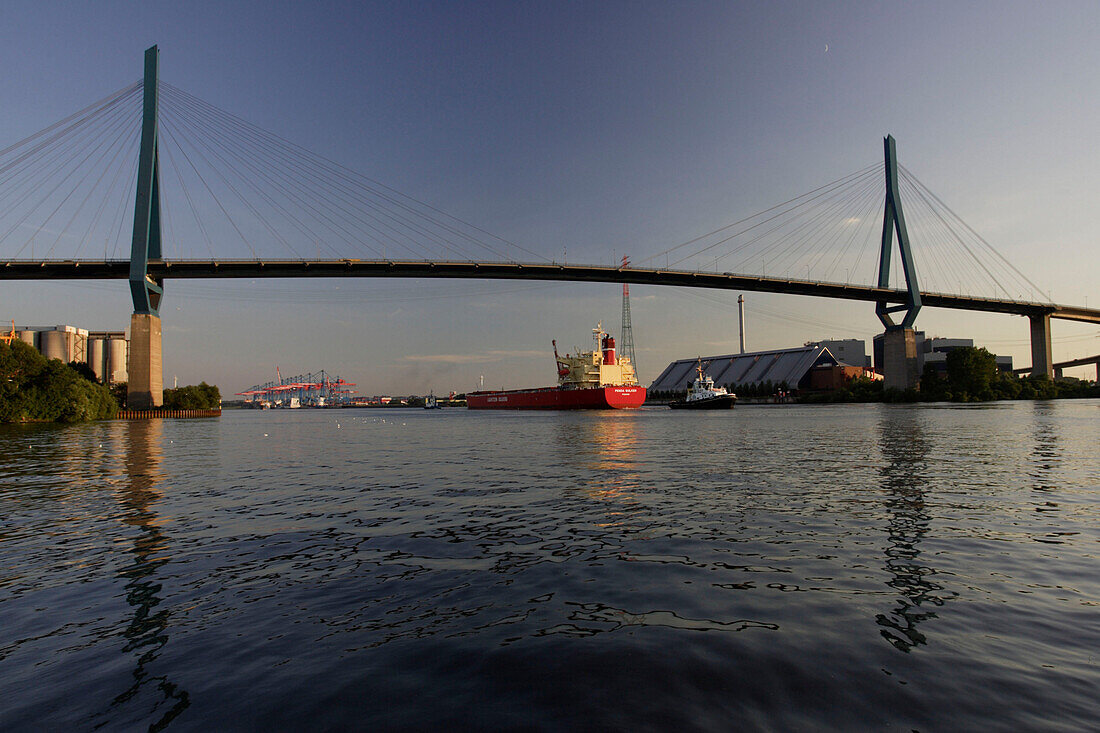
[127,45,165,409]
[1029,313,1054,379]
[876,135,921,391]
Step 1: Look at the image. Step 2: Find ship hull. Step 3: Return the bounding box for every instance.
[669,395,737,409]
[467,386,646,410]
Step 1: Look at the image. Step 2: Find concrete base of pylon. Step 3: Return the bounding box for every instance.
[1029,314,1053,379]
[127,313,163,409]
[882,328,920,392]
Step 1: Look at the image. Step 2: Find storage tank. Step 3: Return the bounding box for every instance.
[16,330,37,349]
[41,330,71,361]
[87,338,107,382]
[107,338,128,384]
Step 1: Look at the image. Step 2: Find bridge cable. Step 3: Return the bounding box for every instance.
[900,165,1052,303]
[637,162,879,268]
[160,104,303,259]
[160,86,361,259]
[898,173,988,298]
[824,173,884,283]
[159,135,217,259]
[715,166,879,276]
[664,164,880,272]
[59,106,141,260]
[161,84,484,261]
[160,82,546,264]
[1,85,140,258]
[160,87,352,259]
[756,167,882,279]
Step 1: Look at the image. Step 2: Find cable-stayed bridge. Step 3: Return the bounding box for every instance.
[5,258,1097,323]
[2,47,1097,406]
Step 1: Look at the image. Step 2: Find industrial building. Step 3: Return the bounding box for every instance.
[805,339,872,369]
[872,333,1012,375]
[5,323,128,384]
[649,344,869,396]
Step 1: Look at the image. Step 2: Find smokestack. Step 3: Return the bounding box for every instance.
[738,294,746,354]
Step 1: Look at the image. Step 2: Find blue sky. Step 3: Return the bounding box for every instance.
[1,1,1097,392]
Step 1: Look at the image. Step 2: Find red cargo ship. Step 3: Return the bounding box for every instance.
[467,324,646,410]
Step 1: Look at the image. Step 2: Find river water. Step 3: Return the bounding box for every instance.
[1,401,1098,731]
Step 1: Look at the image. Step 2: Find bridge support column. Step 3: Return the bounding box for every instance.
[1029,314,1053,379]
[882,328,920,392]
[128,313,163,409]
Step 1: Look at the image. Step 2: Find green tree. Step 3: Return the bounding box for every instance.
[0,341,117,422]
[163,381,221,409]
[920,363,948,401]
[992,370,1022,400]
[68,359,99,382]
[945,347,998,401]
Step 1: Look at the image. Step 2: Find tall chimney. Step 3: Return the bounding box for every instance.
[738,294,746,354]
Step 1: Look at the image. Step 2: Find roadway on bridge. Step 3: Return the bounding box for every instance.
[3,258,1098,324]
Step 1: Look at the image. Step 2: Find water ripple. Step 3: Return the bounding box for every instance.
[1,402,1099,730]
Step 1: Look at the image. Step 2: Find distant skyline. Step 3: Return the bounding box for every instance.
[1,1,1097,392]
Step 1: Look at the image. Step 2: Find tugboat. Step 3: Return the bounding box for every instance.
[669,361,737,409]
[467,323,646,409]
[424,393,439,409]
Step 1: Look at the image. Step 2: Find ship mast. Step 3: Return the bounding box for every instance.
[620,256,638,378]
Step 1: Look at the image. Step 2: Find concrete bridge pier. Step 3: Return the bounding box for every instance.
[882,328,920,392]
[1029,313,1053,379]
[127,313,163,409]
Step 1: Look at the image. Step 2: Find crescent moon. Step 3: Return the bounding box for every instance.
[824,44,829,52]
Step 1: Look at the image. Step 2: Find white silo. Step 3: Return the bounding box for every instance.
[88,338,107,382]
[41,330,70,361]
[16,330,37,349]
[107,338,128,384]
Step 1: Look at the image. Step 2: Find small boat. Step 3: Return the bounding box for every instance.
[669,361,737,409]
[424,393,439,409]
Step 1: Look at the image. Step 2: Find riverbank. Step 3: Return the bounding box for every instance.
[117,408,222,419]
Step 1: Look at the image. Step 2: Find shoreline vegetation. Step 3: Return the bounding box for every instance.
[1,340,220,424]
[4,340,1095,422]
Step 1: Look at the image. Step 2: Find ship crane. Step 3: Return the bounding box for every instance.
[553,340,570,378]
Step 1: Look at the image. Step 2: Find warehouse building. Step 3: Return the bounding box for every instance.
[649,344,858,396]
[805,338,872,369]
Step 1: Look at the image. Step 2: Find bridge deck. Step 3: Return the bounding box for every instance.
[4,258,1098,324]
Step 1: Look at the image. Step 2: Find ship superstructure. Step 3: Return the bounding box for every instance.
[554,323,639,390]
[668,360,737,409]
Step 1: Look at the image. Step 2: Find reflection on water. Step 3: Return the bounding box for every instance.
[555,412,643,472]
[554,413,649,529]
[2,402,1099,730]
[1030,401,1060,494]
[875,410,953,652]
[96,420,189,730]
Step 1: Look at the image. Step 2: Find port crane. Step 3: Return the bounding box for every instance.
[236,369,357,407]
